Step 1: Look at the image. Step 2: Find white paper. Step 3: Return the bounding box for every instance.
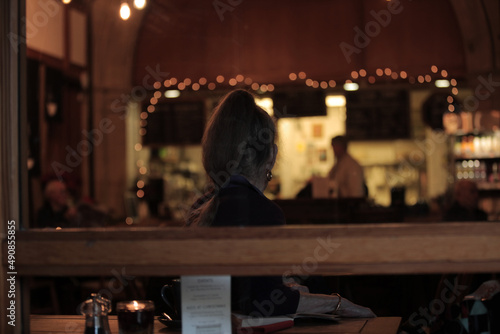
[181,275,231,334]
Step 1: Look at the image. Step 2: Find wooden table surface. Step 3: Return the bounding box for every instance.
[30,315,401,333]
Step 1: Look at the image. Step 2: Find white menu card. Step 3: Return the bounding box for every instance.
[181,275,231,334]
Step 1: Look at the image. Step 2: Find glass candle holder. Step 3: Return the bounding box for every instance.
[117,300,155,334]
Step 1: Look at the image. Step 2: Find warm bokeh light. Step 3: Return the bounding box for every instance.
[450,79,457,86]
[400,71,407,79]
[368,76,376,84]
[153,91,161,99]
[149,97,157,105]
[305,79,313,86]
[62,0,72,4]
[298,72,306,79]
[199,77,207,85]
[236,74,244,82]
[170,77,177,85]
[137,180,145,188]
[178,82,186,90]
[260,84,268,92]
[139,166,147,174]
[289,73,297,81]
[384,68,392,76]
[163,79,171,87]
[312,81,319,88]
[136,160,144,167]
[120,2,131,20]
[251,82,259,90]
[216,75,225,83]
[448,104,455,112]
[244,77,253,85]
[447,96,454,103]
[136,190,145,198]
[425,75,432,82]
[452,87,459,95]
[134,143,142,151]
[376,68,383,76]
[208,83,216,90]
[441,70,448,77]
[255,97,273,115]
[351,71,359,79]
[183,78,192,86]
[134,0,146,9]
[329,80,336,87]
[147,105,154,113]
[165,90,181,98]
[140,112,148,119]
[435,79,450,88]
[192,83,200,91]
[125,217,134,225]
[391,72,398,79]
[359,69,367,77]
[325,95,346,107]
[139,128,146,136]
[267,84,275,92]
[153,81,161,89]
[431,65,438,73]
[229,78,237,86]
[320,81,328,89]
[417,76,425,83]
[343,82,359,91]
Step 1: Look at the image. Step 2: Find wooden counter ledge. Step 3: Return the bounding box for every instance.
[5,222,500,277]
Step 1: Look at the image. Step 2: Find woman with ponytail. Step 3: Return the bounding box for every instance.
[187,89,375,318]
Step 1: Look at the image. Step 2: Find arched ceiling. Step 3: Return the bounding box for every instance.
[132,0,469,87]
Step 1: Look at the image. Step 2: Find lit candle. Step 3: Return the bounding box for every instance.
[117,300,155,334]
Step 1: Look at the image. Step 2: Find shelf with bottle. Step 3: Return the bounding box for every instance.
[454,158,500,190]
[453,131,500,159]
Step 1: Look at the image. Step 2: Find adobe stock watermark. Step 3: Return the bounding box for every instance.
[51,65,169,181]
[8,0,60,54]
[213,0,244,22]
[408,278,468,333]
[461,73,500,113]
[386,130,448,185]
[339,0,405,64]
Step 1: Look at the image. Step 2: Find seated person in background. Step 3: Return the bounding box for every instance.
[442,179,488,221]
[328,136,366,198]
[187,89,375,318]
[37,178,110,228]
[36,180,77,228]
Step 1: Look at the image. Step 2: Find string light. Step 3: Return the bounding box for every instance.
[153,69,459,93]
[134,68,460,126]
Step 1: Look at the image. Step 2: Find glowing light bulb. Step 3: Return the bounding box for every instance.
[120,2,131,20]
[134,0,146,9]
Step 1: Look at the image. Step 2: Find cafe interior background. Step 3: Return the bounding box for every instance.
[1,0,500,328]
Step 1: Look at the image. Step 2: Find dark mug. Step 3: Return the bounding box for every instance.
[161,279,181,320]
